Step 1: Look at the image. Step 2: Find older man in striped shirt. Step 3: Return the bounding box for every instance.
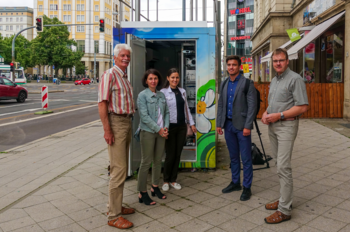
[98,44,135,229]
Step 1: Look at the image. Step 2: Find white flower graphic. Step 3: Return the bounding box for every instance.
[196,89,215,134]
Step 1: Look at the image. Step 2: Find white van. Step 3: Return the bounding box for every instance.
[0,65,26,85]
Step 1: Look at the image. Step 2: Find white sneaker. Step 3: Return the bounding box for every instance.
[170,182,182,190]
[162,183,169,191]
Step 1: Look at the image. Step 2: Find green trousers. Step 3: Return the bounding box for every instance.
[137,130,166,192]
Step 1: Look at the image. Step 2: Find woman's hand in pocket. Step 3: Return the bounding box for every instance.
[191,125,197,133]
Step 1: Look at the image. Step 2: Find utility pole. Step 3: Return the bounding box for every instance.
[131,0,133,21]
[190,0,193,21]
[215,0,222,88]
[119,0,124,23]
[182,0,186,21]
[202,0,207,21]
[195,0,198,21]
[135,0,140,21]
[94,42,96,82]
[156,0,159,21]
[147,0,149,19]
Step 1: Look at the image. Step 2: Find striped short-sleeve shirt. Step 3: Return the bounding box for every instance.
[98,65,135,115]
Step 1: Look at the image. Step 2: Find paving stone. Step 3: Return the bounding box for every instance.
[0,209,28,224]
[201,196,233,209]
[175,218,213,232]
[290,209,318,224]
[55,201,91,214]
[77,215,106,231]
[218,218,257,232]
[142,205,174,219]
[198,210,233,226]
[262,219,300,232]
[293,189,320,200]
[89,224,133,232]
[171,187,198,197]
[339,224,350,232]
[157,212,193,227]
[296,201,332,215]
[166,198,194,210]
[249,227,275,232]
[122,212,154,227]
[48,223,87,232]
[38,215,74,231]
[67,208,101,222]
[293,226,321,232]
[43,190,73,201]
[9,224,44,232]
[23,202,64,223]
[220,202,253,217]
[254,190,280,201]
[238,209,271,225]
[0,216,36,232]
[323,208,350,223]
[181,204,213,218]
[132,220,169,232]
[311,193,345,206]
[186,192,215,203]
[308,216,347,232]
[303,183,333,194]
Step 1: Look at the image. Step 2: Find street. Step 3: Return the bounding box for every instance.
[0,83,100,151]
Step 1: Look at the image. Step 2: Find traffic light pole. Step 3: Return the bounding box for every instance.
[11,23,99,81]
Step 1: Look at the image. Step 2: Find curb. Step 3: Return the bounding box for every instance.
[28,90,65,94]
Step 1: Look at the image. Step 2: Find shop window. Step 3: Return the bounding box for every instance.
[324,32,344,83]
[303,41,316,83]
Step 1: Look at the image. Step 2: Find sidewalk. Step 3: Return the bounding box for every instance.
[1,119,350,232]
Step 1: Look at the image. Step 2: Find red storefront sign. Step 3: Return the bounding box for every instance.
[241,57,252,63]
[241,64,253,70]
[230,7,251,15]
[230,36,251,41]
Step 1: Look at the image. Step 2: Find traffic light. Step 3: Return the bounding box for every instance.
[36,17,43,32]
[99,19,105,32]
[10,62,15,72]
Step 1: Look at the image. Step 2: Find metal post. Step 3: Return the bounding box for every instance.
[182,0,186,21]
[195,0,198,21]
[135,0,140,21]
[190,0,193,21]
[110,43,112,69]
[156,0,158,21]
[131,0,133,21]
[94,43,96,82]
[215,0,221,88]
[147,0,149,19]
[119,0,123,22]
[202,0,206,21]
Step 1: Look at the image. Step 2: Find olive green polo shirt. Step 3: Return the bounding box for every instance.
[267,68,308,114]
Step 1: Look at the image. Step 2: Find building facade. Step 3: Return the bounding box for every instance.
[0,7,34,40]
[251,0,350,119]
[33,0,130,77]
[224,0,254,75]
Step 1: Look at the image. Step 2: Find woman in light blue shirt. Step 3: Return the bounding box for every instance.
[137,69,170,205]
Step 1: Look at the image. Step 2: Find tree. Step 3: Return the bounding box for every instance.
[31,15,84,75]
[75,61,87,75]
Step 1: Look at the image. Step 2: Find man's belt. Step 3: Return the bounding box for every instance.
[110,112,133,118]
[280,117,298,121]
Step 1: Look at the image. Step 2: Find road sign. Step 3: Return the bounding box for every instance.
[42,86,48,109]
[52,65,55,69]
[242,64,250,73]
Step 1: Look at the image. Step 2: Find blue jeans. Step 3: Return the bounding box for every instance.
[224,119,253,188]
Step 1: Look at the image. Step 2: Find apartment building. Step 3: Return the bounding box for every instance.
[0,7,34,40]
[33,0,130,77]
[224,0,254,76]
[251,0,350,119]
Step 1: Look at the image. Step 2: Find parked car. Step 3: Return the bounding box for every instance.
[0,77,28,103]
[75,78,91,85]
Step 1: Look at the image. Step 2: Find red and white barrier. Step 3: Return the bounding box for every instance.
[42,86,48,109]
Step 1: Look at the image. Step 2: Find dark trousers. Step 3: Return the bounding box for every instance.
[224,119,253,188]
[163,124,187,183]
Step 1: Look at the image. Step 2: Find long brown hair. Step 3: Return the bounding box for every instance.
[162,68,181,89]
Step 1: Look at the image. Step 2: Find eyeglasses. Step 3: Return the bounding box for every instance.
[272,59,286,63]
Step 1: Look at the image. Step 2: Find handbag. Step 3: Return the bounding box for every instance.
[184,96,194,137]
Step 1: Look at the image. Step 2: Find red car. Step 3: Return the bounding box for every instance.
[75,78,91,85]
[0,77,28,103]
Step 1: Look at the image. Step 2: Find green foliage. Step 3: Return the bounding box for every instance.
[75,61,87,75]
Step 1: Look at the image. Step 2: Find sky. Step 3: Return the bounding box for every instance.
[0,0,224,24]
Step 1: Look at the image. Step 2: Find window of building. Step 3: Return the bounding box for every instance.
[228,0,236,10]
[20,17,23,22]
[95,16,98,22]
[77,4,84,11]
[228,15,236,22]
[64,15,71,22]
[228,29,235,35]
[246,0,254,6]
[95,5,99,11]
[20,25,23,30]
[63,4,71,11]
[39,5,43,12]
[245,40,252,55]
[6,18,8,22]
[16,17,19,22]
[77,40,85,53]
[246,13,254,20]
[10,26,13,31]
[77,25,85,32]
[10,18,12,22]
[95,26,99,32]
[16,25,19,31]
[6,25,9,30]
[0,26,2,30]
[0,18,2,22]
[77,15,85,22]
[50,4,58,10]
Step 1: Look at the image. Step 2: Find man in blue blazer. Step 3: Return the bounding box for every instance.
[216,55,257,201]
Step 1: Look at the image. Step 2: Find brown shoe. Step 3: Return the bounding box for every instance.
[264,211,291,224]
[122,207,135,215]
[108,216,133,229]
[265,200,279,210]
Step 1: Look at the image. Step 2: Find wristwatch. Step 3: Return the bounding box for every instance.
[280,112,285,120]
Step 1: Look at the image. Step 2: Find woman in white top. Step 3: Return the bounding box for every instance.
[161,68,197,191]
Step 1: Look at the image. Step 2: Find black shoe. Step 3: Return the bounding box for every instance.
[240,187,252,201]
[222,181,242,193]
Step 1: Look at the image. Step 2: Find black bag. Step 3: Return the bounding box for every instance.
[244,79,261,118]
[251,143,265,165]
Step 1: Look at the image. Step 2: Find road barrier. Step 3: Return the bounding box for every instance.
[42,86,48,109]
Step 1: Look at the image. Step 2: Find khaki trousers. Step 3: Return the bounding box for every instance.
[268,120,299,216]
[137,131,166,192]
[107,114,132,221]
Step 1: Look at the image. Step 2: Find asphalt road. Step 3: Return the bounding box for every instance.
[0,83,100,151]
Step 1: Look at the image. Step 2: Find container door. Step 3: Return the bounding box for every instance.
[127,34,146,176]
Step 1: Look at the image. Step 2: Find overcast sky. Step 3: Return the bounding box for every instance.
[0,0,224,24]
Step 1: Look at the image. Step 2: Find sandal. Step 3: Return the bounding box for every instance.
[151,186,167,199]
[139,191,156,205]
[108,216,133,229]
[122,207,135,215]
[265,200,279,210]
[264,211,291,224]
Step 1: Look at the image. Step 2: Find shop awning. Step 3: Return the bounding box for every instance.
[260,34,304,63]
[287,11,345,60]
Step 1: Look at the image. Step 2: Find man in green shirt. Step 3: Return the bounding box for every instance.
[261,48,308,224]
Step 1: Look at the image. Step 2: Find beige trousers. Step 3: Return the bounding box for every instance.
[107,114,132,221]
[268,120,299,216]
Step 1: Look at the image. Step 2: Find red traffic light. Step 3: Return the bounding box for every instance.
[100,19,104,23]
[36,18,41,22]
[10,62,14,66]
